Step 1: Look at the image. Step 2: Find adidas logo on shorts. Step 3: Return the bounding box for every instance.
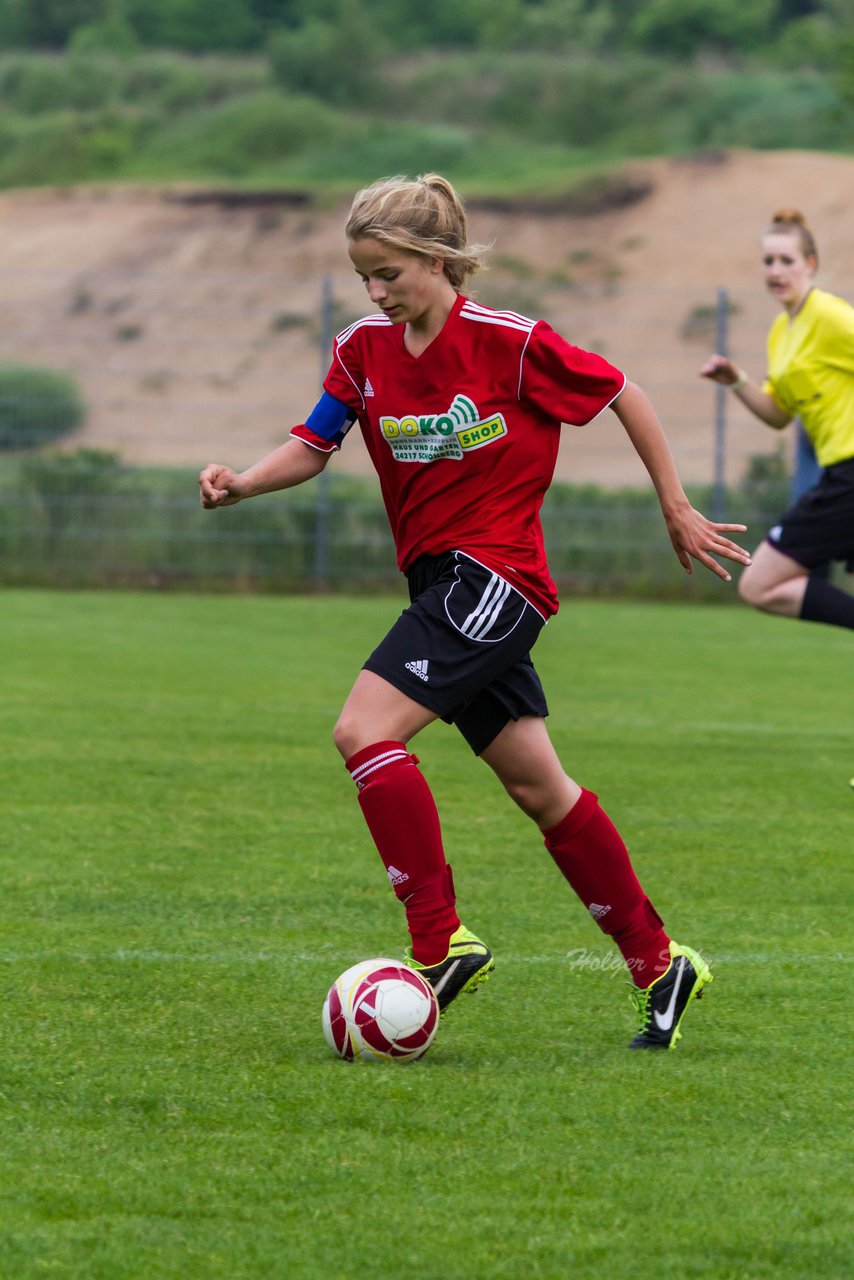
[405,659,429,681]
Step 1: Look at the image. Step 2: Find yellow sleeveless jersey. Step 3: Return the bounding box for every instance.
[762,287,854,467]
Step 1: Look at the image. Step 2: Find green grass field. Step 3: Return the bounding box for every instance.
[1,588,850,1280]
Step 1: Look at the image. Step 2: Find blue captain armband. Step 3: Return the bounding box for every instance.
[304,392,358,445]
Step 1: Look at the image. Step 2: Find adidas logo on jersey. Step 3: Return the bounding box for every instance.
[387,864,409,886]
[364,377,375,397]
[588,903,611,922]
[405,659,429,681]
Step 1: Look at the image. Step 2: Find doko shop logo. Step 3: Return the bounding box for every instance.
[379,395,507,463]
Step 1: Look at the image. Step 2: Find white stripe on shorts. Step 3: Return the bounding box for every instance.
[460,573,512,640]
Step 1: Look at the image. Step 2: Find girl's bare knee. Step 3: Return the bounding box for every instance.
[332,712,357,760]
[737,568,757,606]
[504,780,548,824]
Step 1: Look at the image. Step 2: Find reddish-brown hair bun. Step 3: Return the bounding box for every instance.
[765,209,818,264]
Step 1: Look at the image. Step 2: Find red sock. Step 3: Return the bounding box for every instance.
[543,788,670,987]
[346,741,459,965]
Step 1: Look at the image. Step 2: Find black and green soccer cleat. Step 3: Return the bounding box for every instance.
[405,924,494,1012]
[628,940,713,1050]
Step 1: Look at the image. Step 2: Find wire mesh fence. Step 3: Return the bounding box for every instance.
[0,260,845,596]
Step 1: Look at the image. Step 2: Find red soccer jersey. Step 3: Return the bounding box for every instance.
[292,293,625,617]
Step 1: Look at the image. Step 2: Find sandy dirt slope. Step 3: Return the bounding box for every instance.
[0,150,851,486]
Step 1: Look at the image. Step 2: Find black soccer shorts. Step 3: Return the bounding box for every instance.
[767,455,854,571]
[363,550,549,755]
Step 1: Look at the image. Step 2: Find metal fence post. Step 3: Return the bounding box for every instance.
[712,285,729,522]
[313,275,334,586]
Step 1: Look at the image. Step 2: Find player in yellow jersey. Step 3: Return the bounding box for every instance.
[701,209,854,632]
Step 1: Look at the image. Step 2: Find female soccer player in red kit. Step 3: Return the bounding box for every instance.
[200,175,751,1049]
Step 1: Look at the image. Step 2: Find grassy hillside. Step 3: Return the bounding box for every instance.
[0,46,852,194]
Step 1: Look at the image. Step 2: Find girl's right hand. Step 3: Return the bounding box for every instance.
[699,354,740,385]
[199,463,244,508]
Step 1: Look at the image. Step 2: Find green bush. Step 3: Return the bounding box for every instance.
[68,14,140,57]
[0,0,103,51]
[0,51,125,112]
[0,107,146,184]
[128,89,351,177]
[630,0,776,56]
[511,0,613,52]
[771,15,841,72]
[686,69,846,150]
[837,34,854,108]
[267,0,381,108]
[124,0,260,53]
[0,49,267,115]
[294,120,479,184]
[0,364,85,451]
[122,51,267,112]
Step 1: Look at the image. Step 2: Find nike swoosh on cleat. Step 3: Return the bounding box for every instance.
[653,956,687,1032]
[432,958,461,997]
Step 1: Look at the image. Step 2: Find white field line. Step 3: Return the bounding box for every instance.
[0,949,847,966]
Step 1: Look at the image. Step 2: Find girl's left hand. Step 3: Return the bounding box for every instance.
[664,504,751,581]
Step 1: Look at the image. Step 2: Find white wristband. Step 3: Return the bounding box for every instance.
[730,369,748,390]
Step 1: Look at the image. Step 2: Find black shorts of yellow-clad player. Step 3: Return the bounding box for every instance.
[767,455,854,572]
[363,550,549,757]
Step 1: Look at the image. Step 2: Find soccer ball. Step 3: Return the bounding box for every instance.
[322,958,440,1063]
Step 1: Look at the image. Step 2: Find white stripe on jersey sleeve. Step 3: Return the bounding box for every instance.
[335,313,392,347]
[461,299,538,400]
[460,300,536,334]
[331,314,391,411]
